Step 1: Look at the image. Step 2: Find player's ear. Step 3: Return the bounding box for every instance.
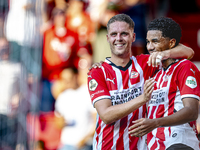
[132,33,136,42]
[169,38,176,48]
[106,34,109,42]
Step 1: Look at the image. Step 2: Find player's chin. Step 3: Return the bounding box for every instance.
[116,50,127,56]
[148,51,153,55]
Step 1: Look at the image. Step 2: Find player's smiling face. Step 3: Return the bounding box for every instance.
[107,21,135,58]
[146,30,170,54]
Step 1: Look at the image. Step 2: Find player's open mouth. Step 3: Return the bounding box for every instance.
[115,44,125,47]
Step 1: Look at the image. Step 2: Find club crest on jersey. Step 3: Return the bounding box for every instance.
[130,70,139,79]
[89,79,98,91]
[186,76,197,88]
[164,75,169,81]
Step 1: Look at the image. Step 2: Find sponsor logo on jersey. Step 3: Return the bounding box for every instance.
[149,89,166,104]
[130,70,139,78]
[91,90,104,98]
[88,74,92,78]
[185,76,197,89]
[106,78,115,84]
[89,79,98,91]
[110,86,142,105]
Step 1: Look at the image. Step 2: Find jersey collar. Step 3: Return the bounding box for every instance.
[105,57,132,71]
[163,59,179,71]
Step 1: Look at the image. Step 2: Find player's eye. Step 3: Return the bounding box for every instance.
[111,33,117,36]
[121,32,128,36]
[152,39,159,43]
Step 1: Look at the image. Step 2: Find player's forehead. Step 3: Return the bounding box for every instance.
[108,21,132,33]
[146,30,163,41]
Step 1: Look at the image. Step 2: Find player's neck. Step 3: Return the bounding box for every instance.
[109,56,131,67]
[162,58,176,69]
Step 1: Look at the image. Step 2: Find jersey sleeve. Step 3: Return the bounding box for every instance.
[87,67,111,107]
[136,54,159,80]
[176,61,200,100]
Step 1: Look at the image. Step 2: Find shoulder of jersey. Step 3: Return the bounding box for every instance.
[178,59,195,68]
[89,62,108,72]
[133,54,149,63]
[87,62,109,80]
[135,53,149,58]
[87,66,103,79]
[89,66,102,73]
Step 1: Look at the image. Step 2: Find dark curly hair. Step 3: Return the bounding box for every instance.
[147,17,182,46]
[107,14,135,32]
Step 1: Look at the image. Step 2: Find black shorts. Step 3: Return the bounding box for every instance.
[166,143,194,150]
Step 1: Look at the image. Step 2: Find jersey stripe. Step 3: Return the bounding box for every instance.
[113,120,120,150]
[102,124,114,149]
[116,117,127,150]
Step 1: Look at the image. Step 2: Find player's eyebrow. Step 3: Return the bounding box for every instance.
[121,31,129,35]
[152,38,159,41]
[109,31,117,35]
[146,38,159,42]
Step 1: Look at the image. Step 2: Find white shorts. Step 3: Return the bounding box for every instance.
[165,127,200,150]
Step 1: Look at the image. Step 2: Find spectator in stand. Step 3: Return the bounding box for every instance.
[5,0,37,62]
[40,0,68,33]
[41,7,91,112]
[65,0,95,52]
[0,0,9,37]
[0,37,22,149]
[55,52,95,150]
[41,7,76,112]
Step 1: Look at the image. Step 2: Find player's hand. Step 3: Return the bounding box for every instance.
[147,51,169,67]
[143,78,155,102]
[89,61,104,70]
[128,118,158,137]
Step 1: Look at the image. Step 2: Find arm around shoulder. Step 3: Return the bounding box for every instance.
[168,43,194,60]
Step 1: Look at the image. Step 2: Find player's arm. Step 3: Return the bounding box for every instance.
[157,97,198,126]
[128,97,199,137]
[89,44,194,69]
[167,43,194,59]
[148,44,194,67]
[94,78,155,125]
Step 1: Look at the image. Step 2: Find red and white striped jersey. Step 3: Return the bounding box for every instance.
[147,59,200,150]
[87,54,157,150]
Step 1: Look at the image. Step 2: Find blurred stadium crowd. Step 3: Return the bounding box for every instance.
[0,0,200,150]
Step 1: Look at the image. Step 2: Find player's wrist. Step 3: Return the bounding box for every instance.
[155,118,164,127]
[141,94,149,104]
[162,50,170,60]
